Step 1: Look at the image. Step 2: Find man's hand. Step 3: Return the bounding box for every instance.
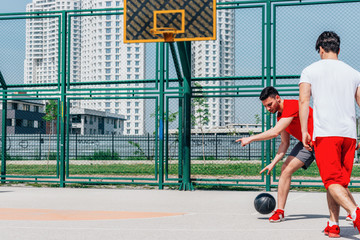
[302,132,312,151]
[356,142,360,151]
[260,162,276,175]
[235,137,252,147]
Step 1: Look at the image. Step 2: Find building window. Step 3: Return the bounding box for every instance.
[16,119,23,127]
[23,119,28,127]
[23,104,30,111]
[6,119,12,126]
[72,115,81,123]
[12,103,18,110]
[28,120,34,128]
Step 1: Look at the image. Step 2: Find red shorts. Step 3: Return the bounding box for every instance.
[314,137,356,189]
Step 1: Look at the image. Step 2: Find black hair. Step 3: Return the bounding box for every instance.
[259,86,279,101]
[315,31,340,54]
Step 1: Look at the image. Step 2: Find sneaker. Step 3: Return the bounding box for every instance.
[324,222,340,238]
[346,214,352,221]
[353,207,360,232]
[269,209,284,223]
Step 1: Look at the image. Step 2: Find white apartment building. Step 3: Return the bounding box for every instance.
[191,1,235,129]
[80,0,146,135]
[24,0,146,135]
[24,0,81,85]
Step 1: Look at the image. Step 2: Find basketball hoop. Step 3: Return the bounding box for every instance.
[150,28,177,42]
[124,0,216,43]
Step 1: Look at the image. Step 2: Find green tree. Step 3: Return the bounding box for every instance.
[42,100,58,163]
[192,82,210,164]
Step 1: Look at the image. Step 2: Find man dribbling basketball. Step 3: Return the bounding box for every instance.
[236,86,315,223]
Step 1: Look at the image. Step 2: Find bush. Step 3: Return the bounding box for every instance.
[76,150,120,160]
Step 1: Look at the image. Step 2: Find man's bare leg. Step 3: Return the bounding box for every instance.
[346,188,357,207]
[327,184,357,218]
[277,156,305,209]
[327,191,340,223]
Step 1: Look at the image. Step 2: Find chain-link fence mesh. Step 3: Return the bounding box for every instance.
[275,2,360,86]
[2,2,360,188]
[0,97,60,179]
[0,19,27,85]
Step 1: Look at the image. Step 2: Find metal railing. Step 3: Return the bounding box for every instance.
[1,0,360,190]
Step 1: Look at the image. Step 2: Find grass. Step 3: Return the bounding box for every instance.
[3,161,360,179]
[0,161,318,176]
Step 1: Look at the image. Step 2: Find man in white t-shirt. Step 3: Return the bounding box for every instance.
[299,31,360,238]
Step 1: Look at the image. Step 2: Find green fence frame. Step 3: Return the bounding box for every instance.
[1,0,360,190]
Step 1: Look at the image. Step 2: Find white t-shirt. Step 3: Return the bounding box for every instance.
[299,59,360,140]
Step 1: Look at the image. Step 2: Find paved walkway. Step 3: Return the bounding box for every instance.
[0,186,359,240]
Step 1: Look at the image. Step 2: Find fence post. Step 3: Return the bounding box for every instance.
[265,0,272,191]
[112,132,115,159]
[158,42,165,190]
[177,41,193,190]
[39,132,42,160]
[1,87,7,183]
[59,10,67,188]
[75,133,78,160]
[215,134,218,160]
[147,133,150,160]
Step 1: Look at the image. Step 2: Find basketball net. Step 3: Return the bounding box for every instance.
[150,28,177,42]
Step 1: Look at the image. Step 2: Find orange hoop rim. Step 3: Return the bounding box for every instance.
[150,27,177,35]
[150,28,178,42]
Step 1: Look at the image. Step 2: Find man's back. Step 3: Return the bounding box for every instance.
[300,59,360,139]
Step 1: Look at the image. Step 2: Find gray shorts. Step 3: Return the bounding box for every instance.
[289,141,315,170]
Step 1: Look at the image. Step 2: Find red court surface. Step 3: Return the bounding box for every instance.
[0,208,184,221]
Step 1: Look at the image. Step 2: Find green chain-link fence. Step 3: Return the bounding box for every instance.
[1,1,360,189]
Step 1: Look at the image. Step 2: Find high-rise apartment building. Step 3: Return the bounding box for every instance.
[191,1,235,129]
[80,0,146,135]
[24,0,146,135]
[24,0,81,85]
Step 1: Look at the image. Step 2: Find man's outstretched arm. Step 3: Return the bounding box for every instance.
[299,82,312,151]
[235,117,293,146]
[260,130,290,175]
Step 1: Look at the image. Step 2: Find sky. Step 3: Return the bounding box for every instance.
[2,0,360,125]
[0,0,33,13]
[0,0,33,84]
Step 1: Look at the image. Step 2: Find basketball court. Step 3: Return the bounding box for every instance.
[0,186,358,240]
[0,0,359,239]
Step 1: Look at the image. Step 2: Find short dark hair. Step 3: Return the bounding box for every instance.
[315,31,340,54]
[259,86,279,101]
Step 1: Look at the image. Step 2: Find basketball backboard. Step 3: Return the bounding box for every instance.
[124,0,216,43]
